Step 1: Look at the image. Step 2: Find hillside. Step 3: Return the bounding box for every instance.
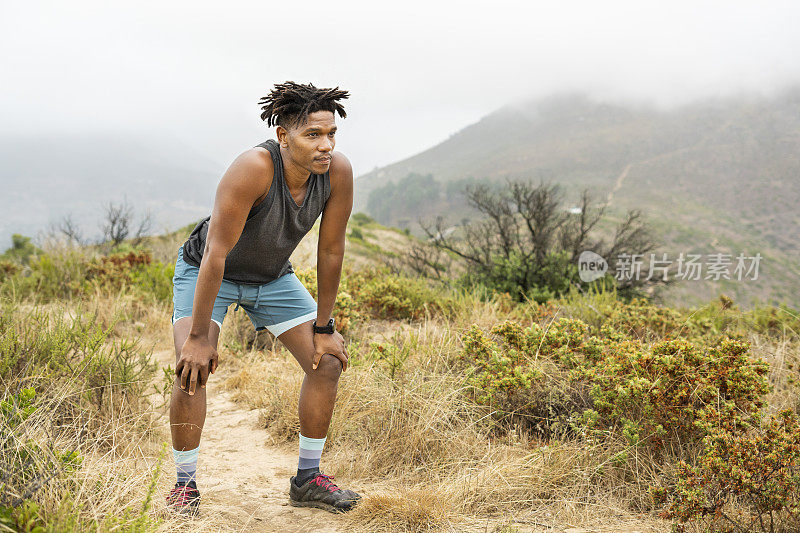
[2,219,800,532]
[354,89,800,309]
[0,134,224,247]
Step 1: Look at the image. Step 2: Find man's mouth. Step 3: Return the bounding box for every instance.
[315,156,331,163]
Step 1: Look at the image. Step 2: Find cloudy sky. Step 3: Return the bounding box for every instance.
[2,0,799,175]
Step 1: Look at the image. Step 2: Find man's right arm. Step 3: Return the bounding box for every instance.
[177,149,272,394]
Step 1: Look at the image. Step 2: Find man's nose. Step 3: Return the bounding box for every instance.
[319,138,333,151]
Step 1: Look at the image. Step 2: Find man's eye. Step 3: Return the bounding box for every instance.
[329,132,336,136]
[308,132,318,137]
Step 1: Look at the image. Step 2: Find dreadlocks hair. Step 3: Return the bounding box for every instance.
[258,81,349,129]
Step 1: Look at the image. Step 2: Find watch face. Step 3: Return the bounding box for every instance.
[314,318,335,333]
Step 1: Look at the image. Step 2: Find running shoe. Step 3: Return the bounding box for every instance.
[289,473,361,513]
[166,480,201,515]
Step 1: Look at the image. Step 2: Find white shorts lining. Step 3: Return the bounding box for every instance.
[172,315,223,331]
[267,310,317,337]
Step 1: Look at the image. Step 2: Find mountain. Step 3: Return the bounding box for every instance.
[0,134,225,248]
[354,89,800,309]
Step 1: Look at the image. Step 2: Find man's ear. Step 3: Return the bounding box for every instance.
[276,126,288,147]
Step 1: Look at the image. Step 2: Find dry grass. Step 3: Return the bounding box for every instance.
[217,282,800,531]
[0,294,184,530]
[5,234,798,531]
[220,293,684,531]
[751,332,800,414]
[0,368,169,530]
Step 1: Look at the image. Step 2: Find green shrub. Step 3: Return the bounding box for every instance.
[295,268,362,335]
[560,287,714,341]
[461,316,771,448]
[347,266,455,321]
[0,302,157,530]
[0,260,20,283]
[84,250,174,303]
[0,249,89,301]
[351,212,374,225]
[659,409,800,532]
[297,266,454,331]
[459,249,578,304]
[364,339,413,380]
[0,249,174,304]
[1,234,40,264]
[576,335,770,446]
[746,304,800,338]
[461,318,595,437]
[694,298,800,340]
[349,227,364,240]
[0,300,155,429]
[601,298,708,341]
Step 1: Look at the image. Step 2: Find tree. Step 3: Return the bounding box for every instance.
[385,237,453,280]
[55,214,86,246]
[420,179,667,302]
[100,199,152,247]
[1,234,40,264]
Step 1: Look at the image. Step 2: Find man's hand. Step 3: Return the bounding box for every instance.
[177,335,220,395]
[312,331,349,372]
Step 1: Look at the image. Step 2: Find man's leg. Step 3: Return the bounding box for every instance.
[278,318,342,440]
[278,319,360,512]
[169,317,221,475]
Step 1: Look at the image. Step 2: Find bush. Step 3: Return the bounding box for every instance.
[347,266,455,321]
[460,249,578,304]
[349,227,364,240]
[461,318,595,437]
[351,212,374,225]
[692,298,800,340]
[0,249,89,301]
[1,234,40,264]
[295,268,362,335]
[296,266,455,332]
[559,288,713,341]
[576,335,770,447]
[0,301,155,424]
[0,301,158,529]
[601,297,708,341]
[659,409,800,532]
[0,249,174,304]
[86,250,174,303]
[461,316,771,449]
[0,260,20,284]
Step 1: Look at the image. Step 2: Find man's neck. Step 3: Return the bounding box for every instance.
[280,146,311,189]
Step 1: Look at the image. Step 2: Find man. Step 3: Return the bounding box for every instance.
[166,81,360,515]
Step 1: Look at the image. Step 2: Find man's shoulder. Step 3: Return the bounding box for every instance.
[328,151,353,190]
[218,146,275,194]
[238,145,275,174]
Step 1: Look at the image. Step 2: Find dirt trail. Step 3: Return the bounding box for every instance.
[151,349,343,533]
[604,163,633,207]
[149,348,659,533]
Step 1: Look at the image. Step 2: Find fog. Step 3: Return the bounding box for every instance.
[2,0,799,175]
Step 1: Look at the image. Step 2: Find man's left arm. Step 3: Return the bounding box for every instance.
[316,151,353,331]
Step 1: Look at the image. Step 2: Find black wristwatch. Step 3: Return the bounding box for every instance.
[313,317,335,334]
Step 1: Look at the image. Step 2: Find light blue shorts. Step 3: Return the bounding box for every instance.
[171,246,317,337]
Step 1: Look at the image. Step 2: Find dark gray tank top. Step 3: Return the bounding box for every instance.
[181,139,331,285]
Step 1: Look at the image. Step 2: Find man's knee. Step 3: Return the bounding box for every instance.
[312,354,342,382]
[172,381,207,401]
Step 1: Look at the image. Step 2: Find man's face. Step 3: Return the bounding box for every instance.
[281,110,337,174]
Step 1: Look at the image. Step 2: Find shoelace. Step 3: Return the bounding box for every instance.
[310,473,340,492]
[168,486,198,506]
